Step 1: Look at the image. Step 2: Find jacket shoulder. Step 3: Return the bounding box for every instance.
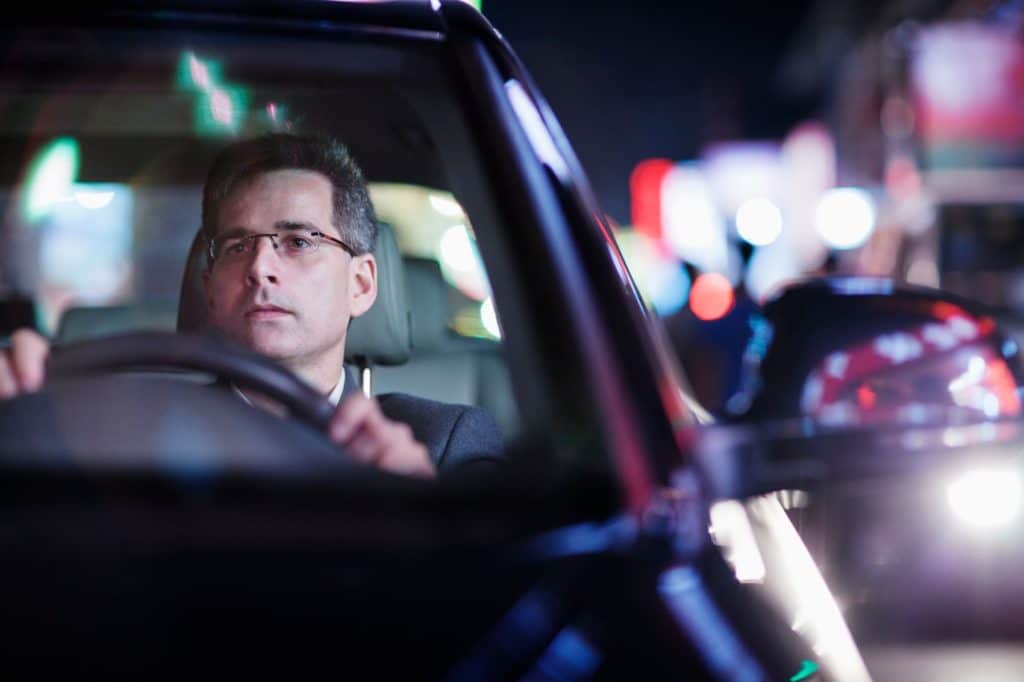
[376,392,504,472]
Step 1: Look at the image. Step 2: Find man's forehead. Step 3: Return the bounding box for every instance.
[215,168,340,235]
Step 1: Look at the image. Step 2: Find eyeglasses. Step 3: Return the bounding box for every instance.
[208,228,357,264]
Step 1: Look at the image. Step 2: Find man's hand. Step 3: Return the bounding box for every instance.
[328,392,436,478]
[0,329,49,399]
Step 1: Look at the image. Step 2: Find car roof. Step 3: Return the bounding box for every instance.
[0,1,507,191]
[16,0,448,31]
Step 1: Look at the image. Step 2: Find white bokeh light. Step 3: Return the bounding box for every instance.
[735,197,783,246]
[947,467,1023,531]
[428,193,463,217]
[438,224,489,301]
[814,188,876,250]
[660,164,729,275]
[74,190,115,210]
[480,297,501,339]
[439,224,477,273]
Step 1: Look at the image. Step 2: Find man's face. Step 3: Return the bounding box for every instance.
[203,169,376,373]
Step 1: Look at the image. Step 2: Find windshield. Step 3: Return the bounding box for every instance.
[0,18,588,490]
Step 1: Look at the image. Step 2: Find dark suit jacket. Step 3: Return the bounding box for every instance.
[340,366,504,474]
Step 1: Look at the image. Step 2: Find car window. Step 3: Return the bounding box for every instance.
[0,23,541,458]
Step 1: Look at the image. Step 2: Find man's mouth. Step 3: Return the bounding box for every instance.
[245,304,292,320]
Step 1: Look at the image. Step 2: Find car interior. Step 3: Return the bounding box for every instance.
[0,23,532,456]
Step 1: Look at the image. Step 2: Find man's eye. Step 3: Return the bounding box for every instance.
[284,235,314,250]
[223,240,247,255]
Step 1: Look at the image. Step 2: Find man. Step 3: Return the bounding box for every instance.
[0,133,502,477]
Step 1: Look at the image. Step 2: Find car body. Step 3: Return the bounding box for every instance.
[0,2,867,679]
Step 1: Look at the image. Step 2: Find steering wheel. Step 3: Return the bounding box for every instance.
[49,331,337,430]
[0,331,352,476]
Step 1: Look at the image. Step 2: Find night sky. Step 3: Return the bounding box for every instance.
[483,0,823,223]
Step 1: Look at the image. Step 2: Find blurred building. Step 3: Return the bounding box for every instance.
[617,0,1024,412]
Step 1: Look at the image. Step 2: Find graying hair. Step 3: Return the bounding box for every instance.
[201,133,377,259]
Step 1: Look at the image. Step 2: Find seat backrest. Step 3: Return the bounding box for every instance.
[56,302,178,344]
[176,222,411,367]
[373,257,519,437]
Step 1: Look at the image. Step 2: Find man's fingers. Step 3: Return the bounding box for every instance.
[328,393,374,442]
[345,429,384,464]
[327,393,436,478]
[378,440,433,478]
[0,355,18,400]
[9,329,49,392]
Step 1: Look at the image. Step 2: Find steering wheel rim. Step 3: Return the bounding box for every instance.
[47,331,337,432]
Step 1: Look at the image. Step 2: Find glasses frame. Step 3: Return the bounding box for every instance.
[208,229,358,264]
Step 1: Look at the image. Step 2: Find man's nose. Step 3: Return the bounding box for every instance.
[245,235,281,285]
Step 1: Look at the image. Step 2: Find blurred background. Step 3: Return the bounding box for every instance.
[486,0,1024,416]
[3,0,1022,422]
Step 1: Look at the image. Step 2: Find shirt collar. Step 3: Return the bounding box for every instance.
[232,367,346,407]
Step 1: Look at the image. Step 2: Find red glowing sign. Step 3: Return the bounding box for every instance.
[629,158,674,241]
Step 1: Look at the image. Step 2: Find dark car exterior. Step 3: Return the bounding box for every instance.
[0,3,863,679]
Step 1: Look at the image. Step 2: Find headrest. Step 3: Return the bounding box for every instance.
[344,222,411,365]
[57,303,178,344]
[403,257,452,352]
[176,222,411,366]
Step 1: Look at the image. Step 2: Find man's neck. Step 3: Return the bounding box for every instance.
[235,351,345,412]
[285,358,344,395]
[235,361,346,413]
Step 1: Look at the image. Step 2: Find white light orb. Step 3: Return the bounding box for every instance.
[735,197,783,246]
[814,187,876,250]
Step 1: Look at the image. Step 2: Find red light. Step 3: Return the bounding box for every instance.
[856,384,877,410]
[930,301,967,320]
[630,158,674,242]
[690,273,734,321]
[985,358,1022,416]
[884,154,922,200]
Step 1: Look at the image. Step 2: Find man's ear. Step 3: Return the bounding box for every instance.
[348,253,377,319]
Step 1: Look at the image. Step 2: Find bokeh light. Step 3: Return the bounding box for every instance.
[177,51,249,136]
[736,197,783,246]
[630,158,674,241]
[947,467,1023,531]
[428,193,464,218]
[615,229,691,315]
[38,183,133,333]
[480,297,501,339]
[690,272,735,321]
[703,141,782,214]
[661,164,729,274]
[814,187,876,250]
[196,85,248,135]
[177,52,222,93]
[74,189,115,210]
[23,137,80,223]
[438,224,489,301]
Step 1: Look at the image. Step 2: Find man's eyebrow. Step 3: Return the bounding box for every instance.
[274,220,322,232]
[217,227,253,239]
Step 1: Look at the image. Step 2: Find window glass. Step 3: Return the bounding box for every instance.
[0,25,523,443]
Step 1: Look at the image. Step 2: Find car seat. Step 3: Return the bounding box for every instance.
[373,257,518,437]
[56,302,178,344]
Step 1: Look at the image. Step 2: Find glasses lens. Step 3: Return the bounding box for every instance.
[214,235,250,260]
[211,230,324,262]
[279,230,321,257]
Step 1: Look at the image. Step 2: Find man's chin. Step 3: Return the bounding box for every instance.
[228,327,298,362]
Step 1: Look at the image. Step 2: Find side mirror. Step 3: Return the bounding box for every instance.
[696,277,1024,500]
